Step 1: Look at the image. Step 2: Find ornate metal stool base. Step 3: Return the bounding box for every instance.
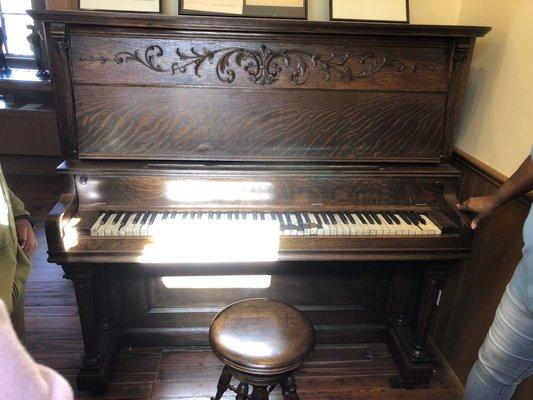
[209,299,315,400]
[211,366,300,400]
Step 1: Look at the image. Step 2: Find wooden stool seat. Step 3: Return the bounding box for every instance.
[209,298,315,400]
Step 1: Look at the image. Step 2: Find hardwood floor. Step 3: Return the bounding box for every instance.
[6,174,464,399]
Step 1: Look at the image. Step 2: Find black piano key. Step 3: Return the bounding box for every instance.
[407,212,421,225]
[207,212,213,220]
[346,213,356,224]
[327,213,337,225]
[363,212,375,224]
[260,213,265,221]
[356,212,367,224]
[314,212,323,225]
[399,212,412,225]
[130,213,139,225]
[139,213,148,225]
[389,213,401,225]
[338,213,349,224]
[148,213,157,225]
[162,212,168,220]
[381,213,393,224]
[302,212,311,225]
[370,212,382,225]
[320,213,330,224]
[295,212,305,229]
[406,212,419,225]
[419,214,427,225]
[120,213,130,227]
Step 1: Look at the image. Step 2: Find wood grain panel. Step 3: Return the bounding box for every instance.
[76,174,452,209]
[75,85,447,162]
[431,151,532,399]
[114,265,392,346]
[70,34,451,91]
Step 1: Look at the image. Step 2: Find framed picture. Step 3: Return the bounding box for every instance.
[79,0,162,13]
[330,0,409,24]
[179,0,308,19]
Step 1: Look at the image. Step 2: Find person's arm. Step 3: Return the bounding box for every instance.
[7,189,37,255]
[457,154,533,229]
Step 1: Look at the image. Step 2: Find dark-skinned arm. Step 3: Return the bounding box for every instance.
[457,154,533,229]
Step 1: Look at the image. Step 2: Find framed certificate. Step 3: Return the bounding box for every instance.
[79,0,162,13]
[179,0,307,19]
[330,0,409,24]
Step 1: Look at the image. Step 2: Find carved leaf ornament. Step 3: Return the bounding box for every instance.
[80,44,435,86]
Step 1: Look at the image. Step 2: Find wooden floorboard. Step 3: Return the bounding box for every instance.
[6,174,464,399]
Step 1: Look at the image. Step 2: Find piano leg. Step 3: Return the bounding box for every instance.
[388,264,448,386]
[391,264,414,327]
[63,264,121,393]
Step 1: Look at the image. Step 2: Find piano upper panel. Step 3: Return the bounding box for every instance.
[28,12,488,163]
[74,86,447,162]
[70,31,451,90]
[70,29,449,162]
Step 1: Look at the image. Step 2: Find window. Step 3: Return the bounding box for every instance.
[0,0,34,57]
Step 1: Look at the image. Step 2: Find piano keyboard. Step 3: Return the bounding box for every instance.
[89,211,442,237]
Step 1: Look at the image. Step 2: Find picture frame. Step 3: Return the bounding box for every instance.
[330,0,410,24]
[78,0,162,13]
[179,0,308,20]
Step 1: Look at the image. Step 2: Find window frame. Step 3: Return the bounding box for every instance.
[0,0,37,68]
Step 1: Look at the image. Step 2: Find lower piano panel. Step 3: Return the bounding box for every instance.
[114,262,397,346]
[63,260,445,391]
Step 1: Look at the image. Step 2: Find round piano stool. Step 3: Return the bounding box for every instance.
[209,298,315,400]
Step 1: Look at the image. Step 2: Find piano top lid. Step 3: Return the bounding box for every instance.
[29,10,491,38]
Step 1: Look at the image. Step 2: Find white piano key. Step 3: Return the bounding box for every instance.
[120,213,136,236]
[420,214,441,235]
[90,213,106,237]
[102,213,117,237]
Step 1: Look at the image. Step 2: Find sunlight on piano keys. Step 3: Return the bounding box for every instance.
[166,180,272,202]
[62,217,81,250]
[161,275,272,289]
[138,220,280,263]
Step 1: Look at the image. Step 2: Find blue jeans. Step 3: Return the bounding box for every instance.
[464,277,533,399]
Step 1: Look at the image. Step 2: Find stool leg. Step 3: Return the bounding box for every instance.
[281,375,300,400]
[211,366,232,400]
[250,386,269,400]
[235,382,249,400]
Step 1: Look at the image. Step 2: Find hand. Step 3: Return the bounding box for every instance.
[15,218,37,256]
[456,195,497,230]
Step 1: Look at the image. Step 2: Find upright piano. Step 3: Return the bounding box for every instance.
[31,10,490,392]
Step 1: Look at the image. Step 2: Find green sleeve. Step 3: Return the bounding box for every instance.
[8,188,29,218]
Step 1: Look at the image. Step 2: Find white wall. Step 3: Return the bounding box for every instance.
[455,0,533,177]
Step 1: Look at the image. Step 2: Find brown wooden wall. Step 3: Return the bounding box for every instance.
[432,150,532,399]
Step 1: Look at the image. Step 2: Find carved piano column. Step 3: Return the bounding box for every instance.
[64,265,101,367]
[392,264,414,328]
[409,266,446,359]
[94,269,113,331]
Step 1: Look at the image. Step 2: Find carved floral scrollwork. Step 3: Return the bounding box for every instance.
[79,44,435,86]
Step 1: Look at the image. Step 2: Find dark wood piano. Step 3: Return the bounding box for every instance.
[31,10,490,393]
